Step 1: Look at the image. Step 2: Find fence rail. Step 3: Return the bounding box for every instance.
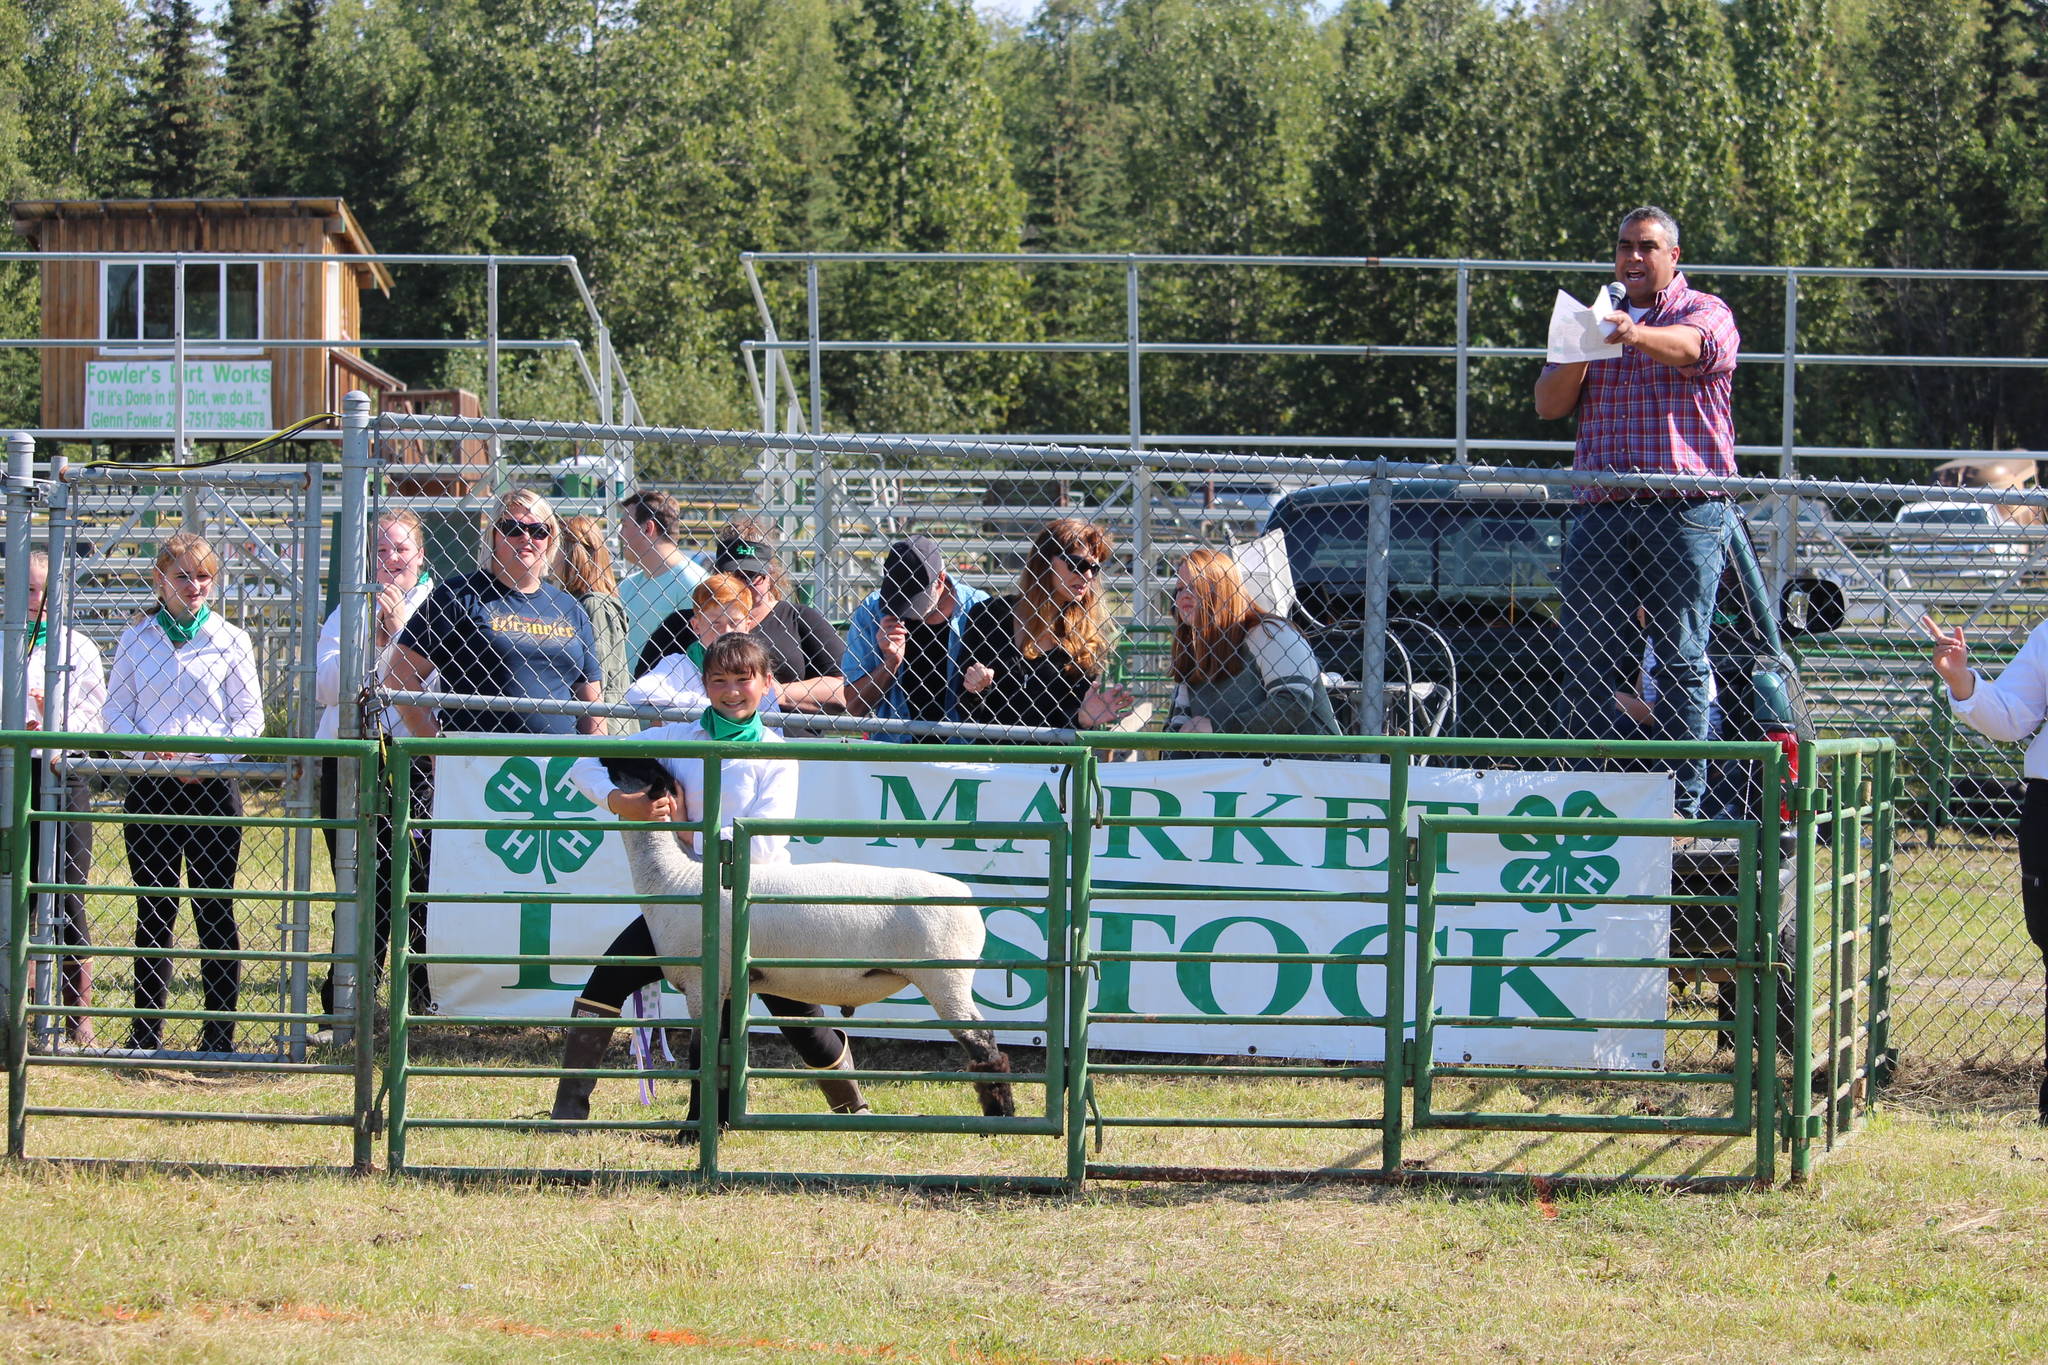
[0,727,1890,1189]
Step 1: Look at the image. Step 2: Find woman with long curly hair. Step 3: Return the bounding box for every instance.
[958,518,1134,733]
[1167,548,1338,738]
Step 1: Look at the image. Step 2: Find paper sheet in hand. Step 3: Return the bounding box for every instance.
[1234,527,1298,619]
[1547,289,1625,364]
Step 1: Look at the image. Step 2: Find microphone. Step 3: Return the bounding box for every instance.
[1599,281,1627,339]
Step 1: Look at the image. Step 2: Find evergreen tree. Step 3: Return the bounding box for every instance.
[1100,0,1327,442]
[1306,0,1556,448]
[128,0,231,197]
[993,0,1131,437]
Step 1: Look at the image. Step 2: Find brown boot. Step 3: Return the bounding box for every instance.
[811,1033,872,1115]
[550,999,620,1121]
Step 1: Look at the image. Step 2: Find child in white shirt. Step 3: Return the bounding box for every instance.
[104,531,263,1054]
[551,633,864,1122]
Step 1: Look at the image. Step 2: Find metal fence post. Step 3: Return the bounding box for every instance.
[1132,462,1155,632]
[1358,463,1391,736]
[173,254,188,464]
[1771,272,1801,606]
[1454,266,1470,465]
[330,394,373,1048]
[806,260,823,438]
[1125,260,1143,451]
[286,467,326,1061]
[32,457,77,1053]
[0,431,36,1014]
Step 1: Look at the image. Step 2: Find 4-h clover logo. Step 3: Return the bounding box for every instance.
[483,756,602,885]
[1497,791,1621,922]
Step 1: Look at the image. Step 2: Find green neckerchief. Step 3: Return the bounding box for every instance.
[702,707,764,744]
[29,621,47,652]
[686,642,705,671]
[156,603,210,647]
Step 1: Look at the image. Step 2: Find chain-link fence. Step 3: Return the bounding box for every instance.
[352,411,2045,1103]
[13,459,335,1060]
[7,406,2026,1095]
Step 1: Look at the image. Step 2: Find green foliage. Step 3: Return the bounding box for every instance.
[1305,0,1557,446]
[1853,0,2047,453]
[827,0,1031,434]
[0,0,2039,460]
[127,0,233,196]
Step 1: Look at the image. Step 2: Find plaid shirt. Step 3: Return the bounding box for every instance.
[1553,271,1739,500]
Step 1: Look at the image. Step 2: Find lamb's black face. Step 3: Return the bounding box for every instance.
[602,755,678,799]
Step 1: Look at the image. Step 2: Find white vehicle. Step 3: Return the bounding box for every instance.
[1741,500,1913,630]
[1891,501,2032,582]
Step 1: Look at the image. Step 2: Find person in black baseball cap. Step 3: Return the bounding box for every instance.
[634,515,847,713]
[842,535,990,740]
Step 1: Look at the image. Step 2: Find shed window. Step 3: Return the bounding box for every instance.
[102,263,260,345]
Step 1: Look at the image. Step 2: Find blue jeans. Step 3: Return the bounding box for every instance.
[1555,497,1733,819]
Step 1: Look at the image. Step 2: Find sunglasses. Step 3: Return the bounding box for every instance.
[496,518,552,541]
[1055,550,1102,576]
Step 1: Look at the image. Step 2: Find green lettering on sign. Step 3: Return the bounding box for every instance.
[1092,910,1178,1013]
[869,775,988,851]
[1458,927,1597,1027]
[1202,791,1302,866]
[1100,786,1190,862]
[1317,796,1388,871]
[512,902,586,991]
[1176,916,1311,1016]
[992,782,1064,854]
[973,907,1047,1011]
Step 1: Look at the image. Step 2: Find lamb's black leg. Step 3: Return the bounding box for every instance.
[954,1027,1015,1118]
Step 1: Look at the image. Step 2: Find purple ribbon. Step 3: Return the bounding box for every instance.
[627,985,675,1106]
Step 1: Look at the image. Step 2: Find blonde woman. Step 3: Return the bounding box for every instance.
[556,515,630,706]
[1167,548,1338,738]
[104,531,263,1053]
[387,489,605,738]
[958,517,1134,733]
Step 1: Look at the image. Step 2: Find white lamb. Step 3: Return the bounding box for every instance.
[617,826,1016,1121]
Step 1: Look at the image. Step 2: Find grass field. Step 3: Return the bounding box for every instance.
[8,783,2048,1360]
[1,1102,2045,1363]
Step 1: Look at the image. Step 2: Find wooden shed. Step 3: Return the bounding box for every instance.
[10,197,406,439]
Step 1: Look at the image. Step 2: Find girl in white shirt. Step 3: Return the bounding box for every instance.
[549,633,864,1122]
[24,548,106,1046]
[104,532,263,1054]
[311,510,435,1017]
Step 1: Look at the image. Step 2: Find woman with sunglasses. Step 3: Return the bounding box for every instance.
[958,517,1134,735]
[636,515,846,714]
[388,489,606,740]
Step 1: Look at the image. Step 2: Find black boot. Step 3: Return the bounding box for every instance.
[2037,1072,2047,1128]
[550,999,620,1121]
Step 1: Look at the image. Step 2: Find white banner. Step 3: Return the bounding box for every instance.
[85,359,273,434]
[423,754,1674,1070]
